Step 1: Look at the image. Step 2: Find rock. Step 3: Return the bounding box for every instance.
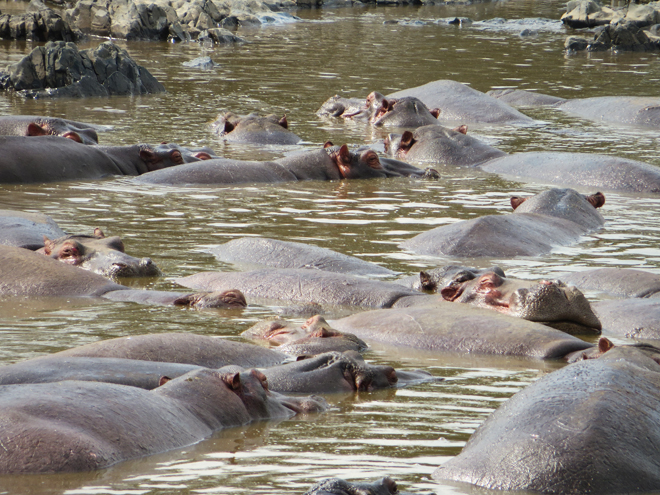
[0,0,80,41]
[565,35,589,51]
[561,0,620,29]
[182,55,217,69]
[588,20,659,52]
[3,41,165,98]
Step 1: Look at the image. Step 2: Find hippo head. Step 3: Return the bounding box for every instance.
[155,143,217,162]
[39,228,161,279]
[326,144,388,179]
[242,318,307,344]
[384,124,468,161]
[173,289,247,309]
[440,270,602,335]
[26,119,99,145]
[224,369,327,419]
[306,477,401,495]
[279,316,369,356]
[138,144,185,171]
[370,96,441,128]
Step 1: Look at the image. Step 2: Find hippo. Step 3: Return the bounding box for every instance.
[207,237,397,277]
[479,151,660,194]
[176,268,425,309]
[154,142,219,162]
[591,298,660,340]
[384,124,506,166]
[487,88,660,128]
[210,112,302,145]
[399,188,605,258]
[433,344,660,494]
[317,95,366,118]
[0,136,185,183]
[0,368,326,474]
[242,315,369,355]
[0,350,433,394]
[304,477,423,495]
[0,245,246,309]
[560,267,660,298]
[330,303,593,359]
[387,80,534,125]
[0,115,100,144]
[396,265,506,293]
[54,332,287,368]
[135,144,425,186]
[38,228,161,278]
[398,266,601,335]
[0,209,66,250]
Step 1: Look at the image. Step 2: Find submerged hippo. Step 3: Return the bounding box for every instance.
[560,267,660,298]
[488,88,660,128]
[0,245,246,309]
[0,136,185,183]
[0,210,66,250]
[207,237,397,277]
[210,112,302,145]
[0,368,326,474]
[38,228,161,278]
[135,144,425,186]
[388,80,534,125]
[479,151,660,194]
[384,124,506,166]
[399,266,601,335]
[434,344,660,493]
[154,142,219,162]
[591,298,660,340]
[176,268,425,309]
[304,477,423,495]
[400,188,605,258]
[330,303,593,359]
[0,115,100,144]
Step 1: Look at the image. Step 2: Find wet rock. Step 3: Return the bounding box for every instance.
[182,56,218,69]
[0,0,81,41]
[561,0,620,29]
[2,41,165,98]
[565,35,589,51]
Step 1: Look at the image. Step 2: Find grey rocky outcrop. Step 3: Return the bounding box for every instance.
[0,41,165,98]
[565,20,660,52]
[562,0,660,30]
[0,0,81,41]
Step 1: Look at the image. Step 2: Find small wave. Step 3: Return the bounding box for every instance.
[471,17,565,34]
[257,12,301,25]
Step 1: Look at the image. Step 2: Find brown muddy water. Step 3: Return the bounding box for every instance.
[1,0,660,493]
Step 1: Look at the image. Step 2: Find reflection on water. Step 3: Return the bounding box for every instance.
[1,0,660,493]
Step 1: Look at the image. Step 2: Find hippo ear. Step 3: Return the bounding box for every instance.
[219,289,247,308]
[223,121,235,134]
[453,125,468,135]
[41,236,53,255]
[598,337,614,354]
[323,141,334,149]
[170,150,184,165]
[194,152,213,160]
[587,192,605,209]
[278,115,288,129]
[440,285,462,302]
[400,131,415,151]
[382,477,398,494]
[139,149,161,171]
[62,131,83,143]
[510,196,527,210]
[252,369,269,391]
[93,227,105,239]
[26,123,48,137]
[339,144,351,161]
[158,376,171,387]
[222,372,242,391]
[419,271,436,291]
[430,108,441,119]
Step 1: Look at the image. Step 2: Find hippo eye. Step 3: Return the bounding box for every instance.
[171,150,184,165]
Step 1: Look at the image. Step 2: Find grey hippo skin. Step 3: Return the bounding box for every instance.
[399,188,605,258]
[54,332,287,368]
[0,136,185,183]
[399,267,601,335]
[384,124,506,166]
[38,227,161,278]
[330,303,593,359]
[560,267,660,298]
[433,345,660,494]
[0,209,66,250]
[388,80,534,125]
[207,237,397,277]
[210,112,302,145]
[0,368,326,474]
[242,315,369,355]
[0,245,247,309]
[176,268,425,309]
[304,476,425,495]
[317,95,366,118]
[592,299,660,339]
[154,142,219,162]
[488,88,660,128]
[135,145,425,186]
[479,151,660,194]
[0,115,100,144]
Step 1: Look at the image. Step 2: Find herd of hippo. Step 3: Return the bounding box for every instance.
[3,68,660,494]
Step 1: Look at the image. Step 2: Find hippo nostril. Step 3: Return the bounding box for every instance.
[140,258,153,267]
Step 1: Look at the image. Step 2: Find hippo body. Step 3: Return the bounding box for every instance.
[208,237,397,277]
[433,346,660,493]
[486,88,566,107]
[479,151,660,194]
[0,368,326,474]
[0,115,100,144]
[388,80,534,125]
[330,303,593,359]
[592,299,660,339]
[399,188,605,258]
[560,267,660,298]
[385,124,506,166]
[211,112,302,145]
[0,136,184,183]
[176,268,424,309]
[0,210,66,250]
